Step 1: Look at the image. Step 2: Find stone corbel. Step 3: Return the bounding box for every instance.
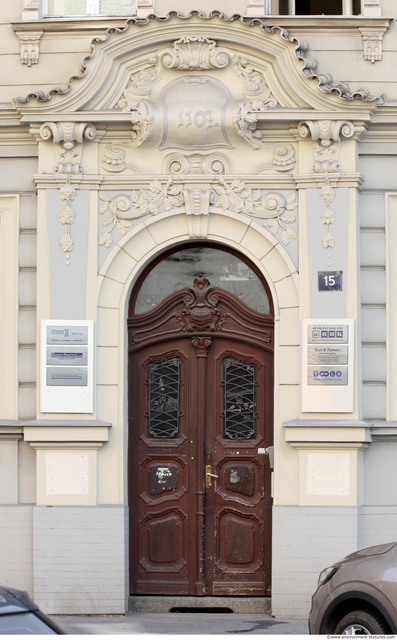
[297,120,355,174]
[37,122,97,175]
[184,187,212,239]
[359,26,387,64]
[15,31,43,67]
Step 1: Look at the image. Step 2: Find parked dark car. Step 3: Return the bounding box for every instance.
[309,542,397,635]
[0,586,64,635]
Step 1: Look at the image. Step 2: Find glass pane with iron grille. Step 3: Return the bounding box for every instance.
[148,358,181,439]
[223,358,257,440]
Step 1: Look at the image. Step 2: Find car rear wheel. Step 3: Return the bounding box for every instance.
[334,609,389,635]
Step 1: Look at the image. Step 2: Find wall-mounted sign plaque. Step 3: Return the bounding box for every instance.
[308,324,348,344]
[41,320,93,413]
[318,271,343,291]
[307,366,348,386]
[46,325,88,345]
[307,345,348,365]
[46,346,88,366]
[302,319,354,413]
[46,367,88,386]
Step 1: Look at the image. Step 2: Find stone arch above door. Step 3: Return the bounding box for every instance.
[97,208,298,324]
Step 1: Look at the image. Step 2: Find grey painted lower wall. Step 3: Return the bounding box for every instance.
[33,506,129,614]
[359,506,397,548]
[0,506,33,595]
[271,506,359,619]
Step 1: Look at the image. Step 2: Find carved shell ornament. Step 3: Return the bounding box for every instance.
[157,36,231,70]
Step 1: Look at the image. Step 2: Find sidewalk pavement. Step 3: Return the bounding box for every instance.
[50,613,309,635]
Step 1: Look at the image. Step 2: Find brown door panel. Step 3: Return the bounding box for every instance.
[129,280,274,596]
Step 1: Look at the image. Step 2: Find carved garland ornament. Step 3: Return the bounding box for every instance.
[99,177,297,249]
[98,179,184,248]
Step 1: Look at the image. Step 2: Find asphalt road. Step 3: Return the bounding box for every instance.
[50,612,309,635]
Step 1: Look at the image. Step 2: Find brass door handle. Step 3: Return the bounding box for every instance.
[205,464,218,489]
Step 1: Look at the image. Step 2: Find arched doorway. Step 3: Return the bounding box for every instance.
[128,244,274,596]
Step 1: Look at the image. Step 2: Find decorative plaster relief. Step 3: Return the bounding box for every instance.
[38,122,97,175]
[297,120,354,250]
[159,77,233,150]
[234,100,277,150]
[99,176,297,248]
[298,120,354,174]
[15,14,380,104]
[98,179,184,248]
[319,176,336,249]
[163,153,231,175]
[213,179,298,246]
[359,27,388,64]
[31,122,96,264]
[16,31,43,67]
[58,178,77,261]
[157,37,232,71]
[116,98,153,147]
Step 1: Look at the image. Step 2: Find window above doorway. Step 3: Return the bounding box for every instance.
[278,0,362,14]
[43,0,136,17]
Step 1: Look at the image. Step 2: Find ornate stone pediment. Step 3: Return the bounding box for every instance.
[15,13,380,114]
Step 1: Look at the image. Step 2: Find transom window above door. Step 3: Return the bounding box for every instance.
[44,0,136,16]
[133,246,271,316]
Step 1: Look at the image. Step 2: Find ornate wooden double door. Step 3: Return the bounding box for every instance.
[128,277,274,596]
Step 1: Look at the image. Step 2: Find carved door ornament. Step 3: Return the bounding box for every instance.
[179,276,224,332]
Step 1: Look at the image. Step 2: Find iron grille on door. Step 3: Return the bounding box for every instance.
[222,358,258,440]
[147,357,181,439]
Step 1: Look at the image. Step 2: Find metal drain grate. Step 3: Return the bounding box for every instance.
[170,607,233,614]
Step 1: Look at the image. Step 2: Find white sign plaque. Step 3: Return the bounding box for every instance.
[302,319,354,413]
[41,320,94,413]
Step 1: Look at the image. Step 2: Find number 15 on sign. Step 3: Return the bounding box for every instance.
[318,271,343,291]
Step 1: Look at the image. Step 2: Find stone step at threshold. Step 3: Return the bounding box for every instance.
[128,596,271,614]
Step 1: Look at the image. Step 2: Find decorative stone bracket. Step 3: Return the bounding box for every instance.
[15,30,43,67]
[358,26,388,64]
[297,120,355,174]
[297,120,355,249]
[30,121,96,264]
[34,122,97,175]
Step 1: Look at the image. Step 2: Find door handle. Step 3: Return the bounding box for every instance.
[205,464,218,489]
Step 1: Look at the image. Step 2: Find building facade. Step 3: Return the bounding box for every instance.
[0,0,397,618]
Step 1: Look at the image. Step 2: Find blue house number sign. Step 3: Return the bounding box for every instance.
[318,271,343,291]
